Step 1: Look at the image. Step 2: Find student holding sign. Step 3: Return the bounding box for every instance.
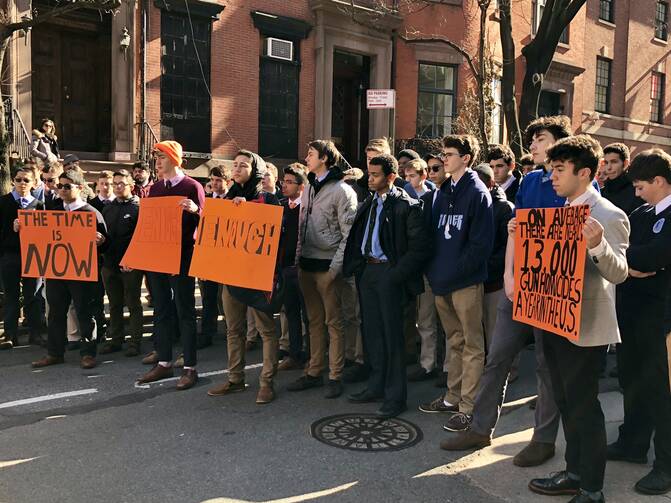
[0,166,45,350]
[136,141,205,391]
[206,150,281,405]
[609,149,671,496]
[527,135,629,503]
[31,169,108,370]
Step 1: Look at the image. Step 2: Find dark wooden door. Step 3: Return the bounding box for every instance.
[331,51,369,168]
[32,24,107,152]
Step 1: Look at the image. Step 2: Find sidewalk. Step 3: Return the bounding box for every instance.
[416,391,671,503]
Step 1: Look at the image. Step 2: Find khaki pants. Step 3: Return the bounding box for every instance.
[246,308,258,342]
[299,269,345,381]
[435,283,485,414]
[221,286,278,387]
[417,276,438,372]
[341,276,363,364]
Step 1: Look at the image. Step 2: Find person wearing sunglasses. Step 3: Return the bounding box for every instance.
[31,169,108,370]
[43,164,64,210]
[0,167,45,350]
[30,118,59,165]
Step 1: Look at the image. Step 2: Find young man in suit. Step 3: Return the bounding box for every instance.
[601,143,643,215]
[528,135,629,503]
[31,169,109,369]
[343,153,431,418]
[608,148,671,495]
[0,167,45,349]
[487,144,520,203]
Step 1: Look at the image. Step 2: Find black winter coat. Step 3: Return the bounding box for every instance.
[486,186,514,292]
[602,174,644,215]
[343,185,431,296]
[101,196,140,267]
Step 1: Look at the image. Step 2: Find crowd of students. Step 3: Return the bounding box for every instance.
[1,115,670,502]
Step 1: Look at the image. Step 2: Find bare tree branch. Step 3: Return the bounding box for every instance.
[401,33,480,80]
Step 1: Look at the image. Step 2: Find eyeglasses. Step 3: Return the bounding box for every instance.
[281,180,300,186]
[112,182,130,188]
[429,166,443,173]
[57,183,76,190]
[439,152,463,160]
[14,177,31,184]
[44,177,55,183]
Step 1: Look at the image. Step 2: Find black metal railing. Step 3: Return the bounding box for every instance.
[4,97,32,160]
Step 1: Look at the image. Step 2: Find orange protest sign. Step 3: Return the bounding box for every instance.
[512,205,590,341]
[120,196,183,274]
[19,210,98,281]
[189,199,283,291]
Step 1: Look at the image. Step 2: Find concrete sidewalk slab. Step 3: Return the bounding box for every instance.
[416,391,671,503]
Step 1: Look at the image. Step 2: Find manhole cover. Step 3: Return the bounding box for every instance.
[311,413,423,452]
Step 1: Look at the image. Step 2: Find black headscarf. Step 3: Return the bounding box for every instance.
[225,150,268,201]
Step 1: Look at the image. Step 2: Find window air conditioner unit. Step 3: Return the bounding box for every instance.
[266,37,294,62]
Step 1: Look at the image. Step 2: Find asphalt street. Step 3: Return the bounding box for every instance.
[0,303,595,503]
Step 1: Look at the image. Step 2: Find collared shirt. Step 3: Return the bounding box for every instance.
[165,170,186,188]
[567,186,606,257]
[63,198,87,212]
[317,171,329,183]
[500,175,515,192]
[288,196,301,209]
[98,195,116,205]
[361,192,388,261]
[211,192,227,199]
[12,190,35,208]
[655,193,671,215]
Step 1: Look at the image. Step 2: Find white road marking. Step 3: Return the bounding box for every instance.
[133,363,265,389]
[0,389,98,410]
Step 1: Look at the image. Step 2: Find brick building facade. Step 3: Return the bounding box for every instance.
[3,0,671,174]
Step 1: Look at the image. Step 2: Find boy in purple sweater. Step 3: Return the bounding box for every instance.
[137,141,205,390]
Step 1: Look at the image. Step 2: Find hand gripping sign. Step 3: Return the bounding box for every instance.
[19,210,98,281]
[512,205,590,341]
[189,199,283,291]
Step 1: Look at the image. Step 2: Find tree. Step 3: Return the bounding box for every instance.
[343,0,586,157]
[0,0,120,194]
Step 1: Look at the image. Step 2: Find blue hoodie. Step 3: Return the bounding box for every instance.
[426,169,494,295]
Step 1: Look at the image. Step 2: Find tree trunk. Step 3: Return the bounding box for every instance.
[0,35,12,195]
[477,1,489,154]
[498,0,523,157]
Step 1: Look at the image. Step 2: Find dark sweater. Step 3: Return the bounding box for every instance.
[425,169,494,295]
[101,196,140,267]
[0,193,44,256]
[148,176,205,248]
[281,200,300,268]
[602,173,644,215]
[486,186,514,292]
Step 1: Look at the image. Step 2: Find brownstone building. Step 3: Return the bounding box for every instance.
[3,0,670,174]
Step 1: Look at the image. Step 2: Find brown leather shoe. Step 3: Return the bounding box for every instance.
[208,380,246,397]
[278,357,303,371]
[137,364,174,384]
[513,440,555,467]
[80,355,97,369]
[256,385,275,404]
[440,429,491,451]
[32,355,65,368]
[176,369,198,391]
[141,350,158,365]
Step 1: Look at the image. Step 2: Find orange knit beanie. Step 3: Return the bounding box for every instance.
[154,141,183,168]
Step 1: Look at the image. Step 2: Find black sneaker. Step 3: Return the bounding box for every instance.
[324,380,343,399]
[443,412,473,432]
[287,374,324,391]
[418,396,458,414]
[635,468,671,495]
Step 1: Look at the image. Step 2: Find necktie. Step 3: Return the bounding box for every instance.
[19,197,28,208]
[364,199,378,257]
[102,199,111,205]
[289,201,297,209]
[165,180,172,189]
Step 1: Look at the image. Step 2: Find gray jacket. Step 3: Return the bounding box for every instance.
[296,171,358,276]
[573,188,630,347]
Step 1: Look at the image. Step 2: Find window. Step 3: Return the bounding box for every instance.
[595,57,612,113]
[532,0,569,42]
[490,77,503,143]
[599,0,614,23]
[259,38,300,158]
[651,71,665,123]
[416,63,457,138]
[656,1,668,40]
[160,12,212,153]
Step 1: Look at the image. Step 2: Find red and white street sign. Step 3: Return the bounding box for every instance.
[366,89,396,109]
